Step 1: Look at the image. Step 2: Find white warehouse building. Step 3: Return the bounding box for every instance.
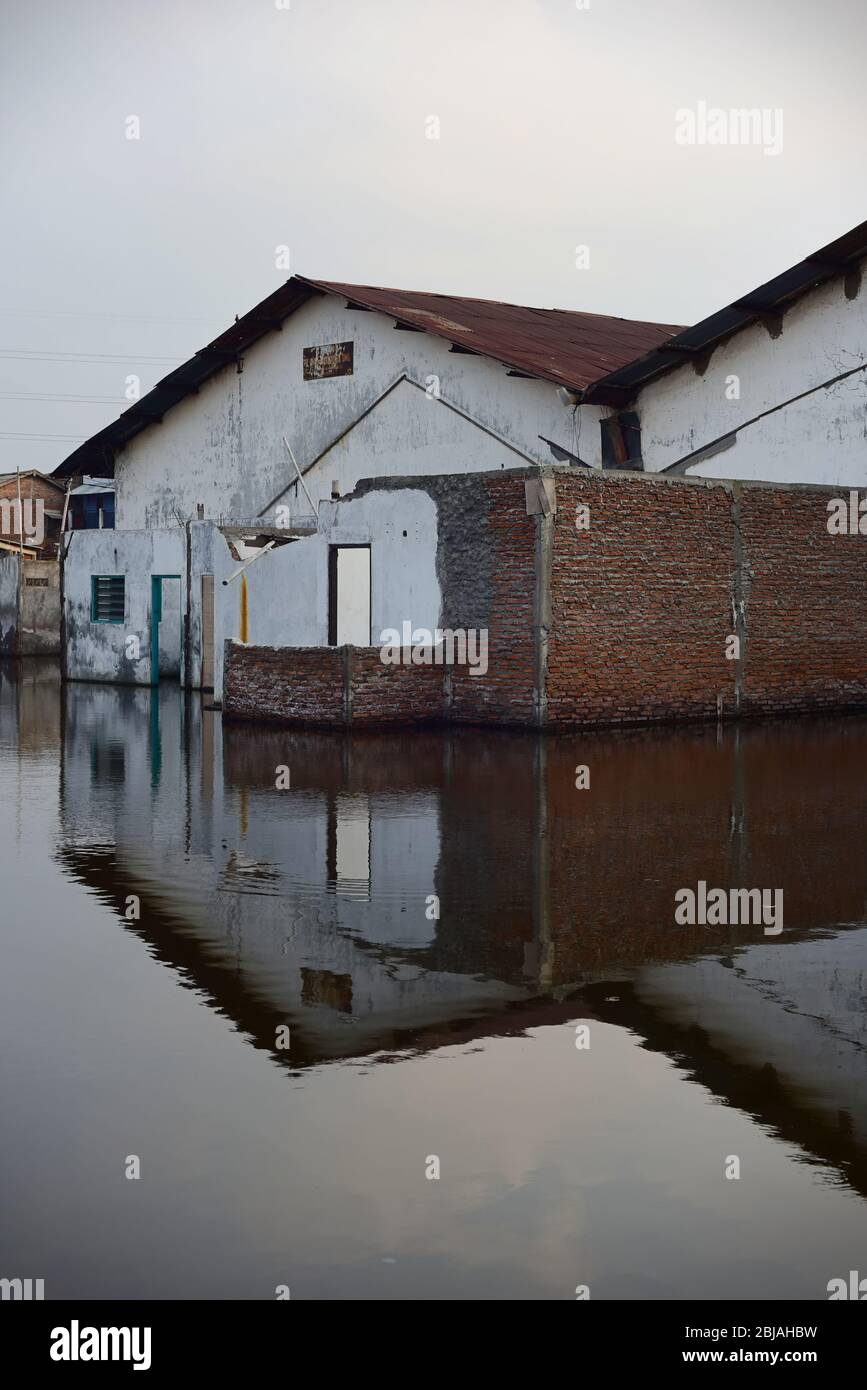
[53,217,867,705]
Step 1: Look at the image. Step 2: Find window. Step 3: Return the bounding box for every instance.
[601,411,643,469]
[91,575,125,623]
[71,493,115,530]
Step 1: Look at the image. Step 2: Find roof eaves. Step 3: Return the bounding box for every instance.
[583,218,867,405]
[53,278,323,478]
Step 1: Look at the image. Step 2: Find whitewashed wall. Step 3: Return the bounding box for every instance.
[636,271,867,485]
[113,294,604,528]
[64,528,185,684]
[212,487,440,700]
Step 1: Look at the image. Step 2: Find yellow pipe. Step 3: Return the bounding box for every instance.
[239,573,248,644]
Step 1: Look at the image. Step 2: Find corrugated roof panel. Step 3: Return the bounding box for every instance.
[53,277,680,477]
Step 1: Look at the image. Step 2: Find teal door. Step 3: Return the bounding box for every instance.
[150,575,182,686]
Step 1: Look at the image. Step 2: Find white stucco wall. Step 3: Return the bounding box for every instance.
[62,483,441,698]
[64,528,185,685]
[265,372,542,523]
[636,270,867,485]
[212,487,440,701]
[112,293,603,528]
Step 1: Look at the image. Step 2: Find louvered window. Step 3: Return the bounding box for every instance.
[91,575,125,623]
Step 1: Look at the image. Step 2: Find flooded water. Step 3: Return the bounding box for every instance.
[2,660,866,1301]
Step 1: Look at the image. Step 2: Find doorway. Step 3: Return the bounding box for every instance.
[150,574,182,685]
[328,545,371,646]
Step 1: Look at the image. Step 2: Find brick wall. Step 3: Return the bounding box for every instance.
[0,473,65,558]
[224,469,867,731]
[738,485,867,715]
[224,644,345,726]
[445,473,538,726]
[548,471,867,728]
[224,641,444,728]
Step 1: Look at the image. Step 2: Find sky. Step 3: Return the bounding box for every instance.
[2,0,867,475]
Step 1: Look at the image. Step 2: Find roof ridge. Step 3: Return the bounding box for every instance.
[301,276,681,330]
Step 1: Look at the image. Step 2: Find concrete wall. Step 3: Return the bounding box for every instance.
[0,555,18,655]
[187,521,216,691]
[64,528,185,684]
[20,559,60,655]
[0,555,60,656]
[111,294,603,528]
[211,486,440,701]
[634,267,867,485]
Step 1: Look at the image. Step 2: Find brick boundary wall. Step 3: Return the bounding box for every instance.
[548,471,867,727]
[223,467,867,731]
[224,640,445,728]
[223,644,346,726]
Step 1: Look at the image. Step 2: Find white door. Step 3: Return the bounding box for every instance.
[335,547,371,646]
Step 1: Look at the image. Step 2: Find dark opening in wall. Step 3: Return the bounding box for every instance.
[601,412,643,470]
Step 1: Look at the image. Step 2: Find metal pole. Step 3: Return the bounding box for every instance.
[16,464,23,554]
[222,540,276,587]
[282,436,317,519]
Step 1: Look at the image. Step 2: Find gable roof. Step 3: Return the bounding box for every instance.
[299,278,682,390]
[52,276,681,478]
[0,469,66,491]
[584,218,867,405]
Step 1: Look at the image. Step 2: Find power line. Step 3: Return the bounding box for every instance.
[0,307,217,326]
[0,431,87,441]
[0,391,126,403]
[0,349,182,364]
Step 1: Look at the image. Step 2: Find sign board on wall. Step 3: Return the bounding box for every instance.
[303,341,354,380]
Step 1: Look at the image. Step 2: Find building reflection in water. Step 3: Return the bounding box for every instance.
[51,678,867,1198]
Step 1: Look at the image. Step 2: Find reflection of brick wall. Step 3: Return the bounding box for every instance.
[545,719,867,984]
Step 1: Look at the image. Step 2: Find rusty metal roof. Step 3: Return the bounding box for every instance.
[53,277,681,478]
[584,218,867,405]
[299,277,682,391]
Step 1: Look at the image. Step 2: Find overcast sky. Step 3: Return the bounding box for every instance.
[2,0,866,474]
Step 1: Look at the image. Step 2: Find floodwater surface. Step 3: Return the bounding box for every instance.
[1,661,866,1300]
